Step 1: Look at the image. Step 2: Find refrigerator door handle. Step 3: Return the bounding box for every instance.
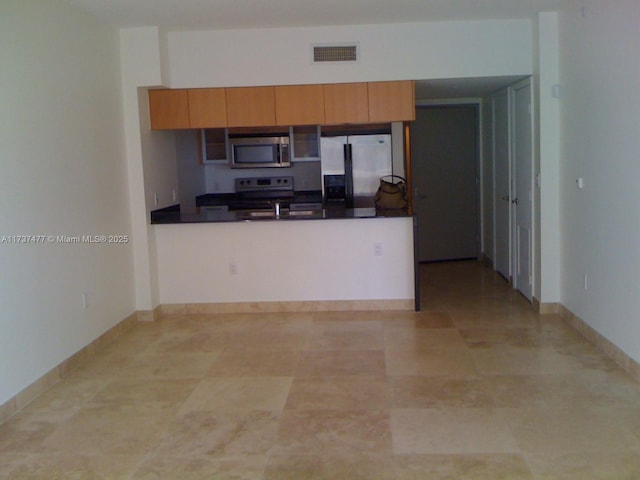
[344,143,354,208]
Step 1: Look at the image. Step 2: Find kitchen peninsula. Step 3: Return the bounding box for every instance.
[150,178,415,311]
[147,80,417,312]
[152,211,416,311]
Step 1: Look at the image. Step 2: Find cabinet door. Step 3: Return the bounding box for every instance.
[368,81,415,122]
[291,125,320,161]
[226,86,276,127]
[148,89,190,130]
[275,84,325,126]
[201,128,229,164]
[324,82,369,124]
[188,88,227,128]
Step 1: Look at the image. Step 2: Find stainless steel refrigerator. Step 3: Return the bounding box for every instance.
[320,134,392,208]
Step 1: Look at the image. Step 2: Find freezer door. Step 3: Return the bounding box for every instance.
[349,134,393,197]
[319,136,347,176]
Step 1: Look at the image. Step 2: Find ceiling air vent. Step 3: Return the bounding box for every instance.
[313,44,358,63]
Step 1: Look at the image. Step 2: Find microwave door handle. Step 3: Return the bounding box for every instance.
[280,142,290,166]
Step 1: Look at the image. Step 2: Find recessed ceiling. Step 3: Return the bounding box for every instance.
[415,76,529,101]
[65,0,564,30]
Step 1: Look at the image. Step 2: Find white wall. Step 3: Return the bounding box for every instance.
[559,0,640,363]
[166,20,533,88]
[0,1,134,404]
[535,12,561,303]
[155,218,414,304]
[120,27,167,311]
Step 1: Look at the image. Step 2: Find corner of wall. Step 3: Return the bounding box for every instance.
[120,27,164,87]
[120,26,166,311]
[0,311,139,425]
[560,305,640,384]
[536,11,561,304]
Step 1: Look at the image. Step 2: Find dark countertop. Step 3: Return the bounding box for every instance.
[150,190,410,224]
[150,203,411,224]
[196,191,324,209]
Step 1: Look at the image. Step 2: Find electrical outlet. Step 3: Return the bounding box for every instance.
[583,274,588,290]
[172,189,177,202]
[229,262,238,275]
[153,192,158,206]
[374,242,383,257]
[82,291,88,309]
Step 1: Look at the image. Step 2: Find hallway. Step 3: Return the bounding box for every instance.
[1,261,640,478]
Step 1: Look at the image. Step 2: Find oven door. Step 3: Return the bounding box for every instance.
[230,137,290,168]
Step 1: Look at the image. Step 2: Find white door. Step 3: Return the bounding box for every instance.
[493,89,511,280]
[512,80,533,300]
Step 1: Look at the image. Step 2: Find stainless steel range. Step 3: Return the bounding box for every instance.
[229,176,323,217]
[230,176,294,211]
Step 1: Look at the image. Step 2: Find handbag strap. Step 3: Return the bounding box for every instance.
[380,175,406,184]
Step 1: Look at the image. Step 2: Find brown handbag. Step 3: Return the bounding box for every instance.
[374,175,408,209]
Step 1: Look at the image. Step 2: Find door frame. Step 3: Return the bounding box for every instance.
[491,89,512,281]
[510,77,535,300]
[413,98,483,262]
[489,78,535,298]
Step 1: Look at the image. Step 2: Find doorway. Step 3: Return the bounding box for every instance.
[490,79,534,301]
[410,105,480,263]
[512,80,533,300]
[493,89,511,280]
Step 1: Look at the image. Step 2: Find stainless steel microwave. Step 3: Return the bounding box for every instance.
[229,136,290,168]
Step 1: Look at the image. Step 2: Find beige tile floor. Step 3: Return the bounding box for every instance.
[2,261,640,479]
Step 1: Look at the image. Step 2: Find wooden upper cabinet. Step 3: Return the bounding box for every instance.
[324,82,369,125]
[226,86,276,127]
[368,81,415,122]
[149,81,415,129]
[148,89,190,130]
[275,85,325,126]
[187,88,227,128]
